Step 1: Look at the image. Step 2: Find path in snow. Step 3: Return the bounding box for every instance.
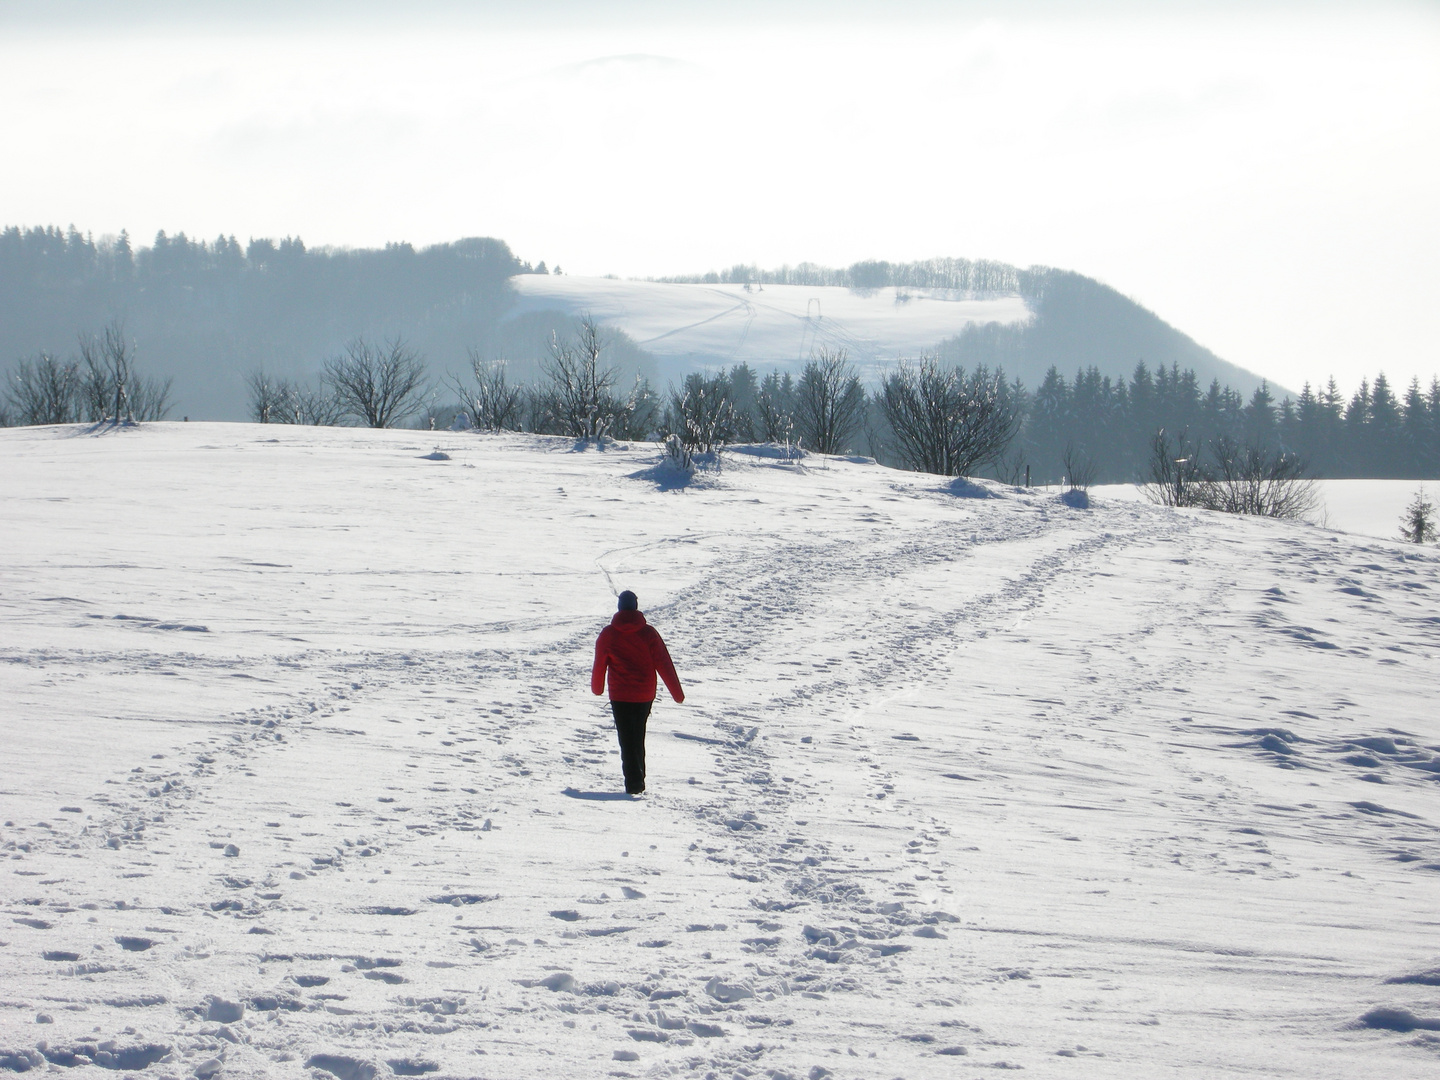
[1,423,1438,1079]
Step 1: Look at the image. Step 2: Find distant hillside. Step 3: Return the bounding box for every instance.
[938,268,1278,396]
[0,226,530,419]
[663,258,1277,397]
[0,228,1277,419]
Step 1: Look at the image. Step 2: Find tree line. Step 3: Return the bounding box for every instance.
[0,224,538,419]
[5,315,1438,490]
[656,255,1025,296]
[1019,362,1440,483]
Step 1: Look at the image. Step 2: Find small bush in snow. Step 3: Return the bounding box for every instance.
[668,371,737,454]
[1145,428,1206,507]
[1145,428,1318,520]
[1399,487,1436,543]
[664,433,693,473]
[1063,443,1097,493]
[451,352,524,432]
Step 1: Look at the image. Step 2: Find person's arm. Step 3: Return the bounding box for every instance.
[591,631,609,696]
[650,631,684,704]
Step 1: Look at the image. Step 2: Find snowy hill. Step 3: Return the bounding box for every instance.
[2,423,1438,1079]
[508,275,1031,384]
[506,271,1275,397]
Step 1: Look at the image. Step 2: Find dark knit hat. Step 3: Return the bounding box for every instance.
[617,590,638,612]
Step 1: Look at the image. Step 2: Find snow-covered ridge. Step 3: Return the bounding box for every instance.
[508,275,1031,379]
[2,422,1438,1079]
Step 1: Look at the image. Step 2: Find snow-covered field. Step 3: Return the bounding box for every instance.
[2,423,1438,1080]
[507,276,1030,379]
[1093,479,1435,543]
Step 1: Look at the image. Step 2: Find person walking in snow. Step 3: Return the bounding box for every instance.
[591,590,685,796]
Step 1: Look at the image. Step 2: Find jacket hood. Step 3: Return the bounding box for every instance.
[611,609,647,632]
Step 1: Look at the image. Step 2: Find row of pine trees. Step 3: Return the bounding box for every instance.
[1011,363,1440,484]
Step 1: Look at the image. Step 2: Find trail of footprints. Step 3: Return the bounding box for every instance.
[2,499,1136,1076]
[13,500,1437,1074]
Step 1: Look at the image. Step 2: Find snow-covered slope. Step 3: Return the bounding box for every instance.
[2,423,1438,1079]
[507,275,1030,381]
[1094,479,1435,543]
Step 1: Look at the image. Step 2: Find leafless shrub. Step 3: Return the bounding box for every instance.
[1146,429,1317,519]
[1199,436,1318,519]
[664,432,693,473]
[284,381,347,426]
[127,372,174,423]
[324,337,428,428]
[541,315,620,439]
[879,355,1020,476]
[1145,428,1206,507]
[794,347,866,455]
[451,351,524,431]
[246,371,292,423]
[994,450,1029,487]
[5,353,81,425]
[669,371,736,454]
[1062,443,1097,493]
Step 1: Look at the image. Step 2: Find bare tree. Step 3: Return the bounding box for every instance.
[450,351,524,431]
[879,356,1020,476]
[128,372,175,422]
[541,315,619,439]
[994,449,1029,486]
[669,371,737,454]
[324,337,429,428]
[5,353,81,425]
[794,348,866,454]
[77,322,172,423]
[284,381,347,426]
[246,371,291,424]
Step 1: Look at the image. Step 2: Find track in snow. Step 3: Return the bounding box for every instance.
[2,424,1438,1079]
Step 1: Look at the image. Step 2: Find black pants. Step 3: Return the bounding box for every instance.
[610,700,652,794]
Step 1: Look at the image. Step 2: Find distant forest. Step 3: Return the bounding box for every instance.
[0,224,606,420]
[3,224,1437,481]
[1003,363,1440,484]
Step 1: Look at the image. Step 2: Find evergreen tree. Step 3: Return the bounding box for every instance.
[1401,377,1430,477]
[1244,380,1276,448]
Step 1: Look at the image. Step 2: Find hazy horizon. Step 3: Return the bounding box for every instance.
[2,1,1436,394]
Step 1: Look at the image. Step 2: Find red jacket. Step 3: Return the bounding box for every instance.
[591,610,684,704]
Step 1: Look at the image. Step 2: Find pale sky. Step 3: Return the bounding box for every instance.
[2,1,1436,396]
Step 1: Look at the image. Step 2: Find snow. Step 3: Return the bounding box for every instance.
[1094,479,1435,543]
[507,276,1031,379]
[2,422,1439,1079]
